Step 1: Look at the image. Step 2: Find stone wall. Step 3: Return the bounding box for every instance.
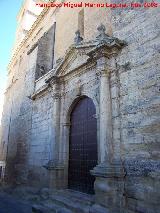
[1,46,37,184]
[111,7,160,213]
[0,2,160,212]
[27,91,53,187]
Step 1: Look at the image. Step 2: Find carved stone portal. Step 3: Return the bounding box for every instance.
[43,24,126,212]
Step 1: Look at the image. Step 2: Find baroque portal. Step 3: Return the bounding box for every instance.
[42,25,126,212]
[1,3,160,211]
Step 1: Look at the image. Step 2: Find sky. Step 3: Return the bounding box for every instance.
[0,0,23,124]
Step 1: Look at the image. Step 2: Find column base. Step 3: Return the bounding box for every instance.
[90,160,126,212]
[43,160,67,189]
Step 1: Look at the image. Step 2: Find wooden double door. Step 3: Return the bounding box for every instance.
[68,97,98,194]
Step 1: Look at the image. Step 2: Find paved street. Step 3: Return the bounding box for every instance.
[0,193,32,213]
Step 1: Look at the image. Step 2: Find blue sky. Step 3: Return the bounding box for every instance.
[0,0,23,122]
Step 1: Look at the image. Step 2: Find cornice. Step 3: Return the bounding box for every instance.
[28,24,126,100]
[46,38,126,83]
[30,83,49,100]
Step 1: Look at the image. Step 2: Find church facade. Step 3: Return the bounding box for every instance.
[0,0,160,212]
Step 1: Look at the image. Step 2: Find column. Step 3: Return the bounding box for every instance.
[60,122,70,166]
[59,122,70,189]
[44,77,64,189]
[47,77,61,163]
[98,58,113,163]
[91,57,125,213]
[52,86,61,163]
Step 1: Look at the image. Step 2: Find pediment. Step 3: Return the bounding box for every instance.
[46,24,126,84]
[34,24,126,99]
[54,44,96,77]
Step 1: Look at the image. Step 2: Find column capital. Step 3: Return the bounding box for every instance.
[96,55,116,76]
[46,75,60,86]
[51,92,61,99]
[48,87,61,99]
[96,69,110,78]
[47,76,61,99]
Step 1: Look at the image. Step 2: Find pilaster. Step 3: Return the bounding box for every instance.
[91,56,125,212]
[90,24,126,212]
[44,76,65,189]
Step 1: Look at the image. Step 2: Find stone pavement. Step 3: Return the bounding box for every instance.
[0,187,109,213]
[0,192,32,213]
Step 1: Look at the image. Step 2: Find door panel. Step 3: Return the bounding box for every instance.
[68,97,97,194]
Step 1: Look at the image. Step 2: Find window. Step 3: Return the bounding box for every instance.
[35,23,56,80]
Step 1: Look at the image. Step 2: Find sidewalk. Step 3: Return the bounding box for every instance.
[0,192,32,213]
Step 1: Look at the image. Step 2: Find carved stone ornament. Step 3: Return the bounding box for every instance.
[95,24,127,47]
[45,75,59,86]
[51,92,60,99]
[95,24,114,43]
[76,85,83,97]
[42,24,126,91]
[74,30,83,45]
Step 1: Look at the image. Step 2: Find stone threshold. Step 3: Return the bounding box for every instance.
[0,186,109,213]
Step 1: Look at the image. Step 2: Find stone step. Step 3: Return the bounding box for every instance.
[32,202,109,213]
[1,186,108,213]
[32,203,73,213]
[32,204,56,213]
[57,189,94,205]
[48,193,92,213]
[31,189,95,213]
[89,204,111,213]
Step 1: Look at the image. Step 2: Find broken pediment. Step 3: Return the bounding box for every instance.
[32,24,126,99]
[46,24,126,83]
[54,45,94,77]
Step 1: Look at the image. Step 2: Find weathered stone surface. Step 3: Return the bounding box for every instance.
[89,204,110,213]
[0,1,160,213]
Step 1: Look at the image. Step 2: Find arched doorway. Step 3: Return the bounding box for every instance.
[68,96,98,194]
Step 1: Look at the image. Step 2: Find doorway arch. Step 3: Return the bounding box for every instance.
[68,96,98,194]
